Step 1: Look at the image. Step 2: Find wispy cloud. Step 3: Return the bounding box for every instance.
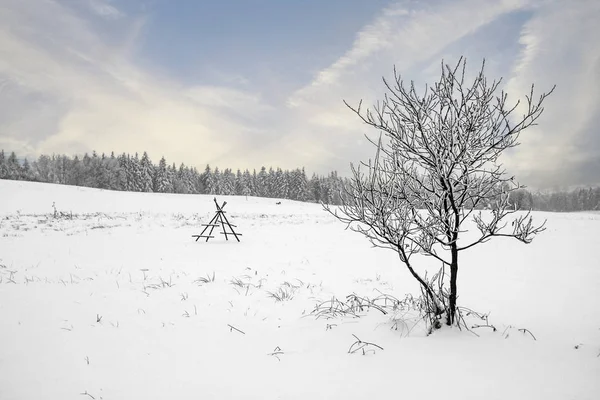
[284,0,533,173]
[504,0,600,188]
[0,0,598,188]
[285,0,600,187]
[0,0,275,170]
[88,0,124,20]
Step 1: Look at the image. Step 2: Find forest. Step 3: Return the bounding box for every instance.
[0,150,344,204]
[0,149,598,211]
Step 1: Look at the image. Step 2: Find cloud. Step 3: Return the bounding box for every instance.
[284,0,534,174]
[88,0,124,19]
[284,0,600,188]
[503,0,600,188]
[0,0,598,188]
[0,0,276,170]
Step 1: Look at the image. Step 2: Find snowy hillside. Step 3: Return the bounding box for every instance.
[0,180,598,399]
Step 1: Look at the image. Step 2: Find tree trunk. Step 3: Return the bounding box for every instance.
[447,246,458,325]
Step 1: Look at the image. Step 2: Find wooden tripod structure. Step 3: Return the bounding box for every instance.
[192,198,242,242]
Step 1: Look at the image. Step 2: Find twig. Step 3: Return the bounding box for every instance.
[80,391,95,399]
[268,346,284,361]
[471,324,497,332]
[228,324,245,335]
[348,334,384,354]
[518,328,537,340]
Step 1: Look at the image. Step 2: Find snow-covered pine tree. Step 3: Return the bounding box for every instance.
[80,153,94,187]
[235,169,244,195]
[288,168,309,201]
[327,171,342,204]
[6,152,20,180]
[257,166,268,197]
[64,156,77,186]
[0,150,7,179]
[213,167,223,194]
[221,168,236,195]
[95,155,113,189]
[203,165,216,194]
[187,166,198,193]
[168,163,177,193]
[173,163,187,193]
[299,168,310,201]
[251,169,258,196]
[309,173,322,203]
[242,169,253,198]
[34,154,55,183]
[275,168,290,199]
[267,167,276,198]
[139,152,154,192]
[153,156,172,193]
[115,154,129,191]
[129,153,144,192]
[106,153,121,191]
[190,167,202,193]
[20,158,34,181]
[52,155,65,184]
[272,168,288,199]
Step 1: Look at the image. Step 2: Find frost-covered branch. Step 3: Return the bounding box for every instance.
[326,57,553,327]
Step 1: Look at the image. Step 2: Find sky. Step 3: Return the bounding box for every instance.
[0,0,598,189]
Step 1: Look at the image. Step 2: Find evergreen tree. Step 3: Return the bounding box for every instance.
[115,154,129,191]
[34,154,55,183]
[129,153,144,192]
[153,156,172,193]
[0,150,7,179]
[139,152,154,192]
[191,167,203,193]
[21,158,33,181]
[52,154,66,184]
[241,169,253,197]
[267,167,276,198]
[212,167,222,195]
[185,165,197,193]
[275,168,289,198]
[235,169,244,195]
[7,152,20,180]
[288,168,309,201]
[251,169,258,196]
[308,174,321,203]
[221,168,236,195]
[95,155,114,189]
[326,171,342,204]
[174,163,191,194]
[257,166,268,197]
[203,165,216,194]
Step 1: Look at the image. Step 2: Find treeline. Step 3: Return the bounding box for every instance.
[0,150,345,204]
[508,188,600,212]
[1,149,599,211]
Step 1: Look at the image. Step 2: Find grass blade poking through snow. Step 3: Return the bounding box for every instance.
[348,334,384,355]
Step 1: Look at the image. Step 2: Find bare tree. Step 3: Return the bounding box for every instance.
[325,58,554,327]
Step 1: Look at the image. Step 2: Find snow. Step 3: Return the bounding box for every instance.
[0,179,598,399]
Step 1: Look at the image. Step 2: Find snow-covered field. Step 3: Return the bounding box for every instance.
[0,179,598,400]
